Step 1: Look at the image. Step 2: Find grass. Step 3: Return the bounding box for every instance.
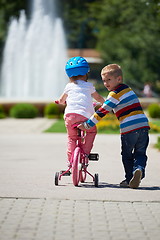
[44,119,66,133]
[44,118,120,134]
[44,116,160,151]
[44,117,160,134]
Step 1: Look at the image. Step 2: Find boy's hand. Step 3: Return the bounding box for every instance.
[77,123,86,131]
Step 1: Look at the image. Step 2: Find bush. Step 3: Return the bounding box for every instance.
[44,103,61,119]
[0,105,6,119]
[148,103,160,118]
[155,137,160,150]
[10,103,38,118]
[97,113,120,133]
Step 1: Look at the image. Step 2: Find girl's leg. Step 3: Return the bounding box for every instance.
[65,114,78,164]
[64,114,97,163]
[82,126,97,155]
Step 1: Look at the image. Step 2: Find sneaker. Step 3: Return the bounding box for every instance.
[120,179,129,188]
[129,169,142,189]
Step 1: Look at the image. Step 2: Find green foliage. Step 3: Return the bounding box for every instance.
[148,103,160,118]
[10,103,38,118]
[0,0,160,92]
[60,0,98,48]
[44,103,61,119]
[0,104,6,118]
[89,0,160,90]
[155,137,160,150]
[0,0,26,53]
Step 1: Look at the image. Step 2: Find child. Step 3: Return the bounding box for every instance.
[78,64,150,189]
[55,56,105,167]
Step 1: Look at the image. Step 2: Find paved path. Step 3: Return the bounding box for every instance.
[0,118,54,134]
[0,118,160,240]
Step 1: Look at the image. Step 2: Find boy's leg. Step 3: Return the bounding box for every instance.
[121,131,139,183]
[133,128,149,178]
[121,128,149,186]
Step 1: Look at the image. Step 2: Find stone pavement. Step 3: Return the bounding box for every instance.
[0,118,160,240]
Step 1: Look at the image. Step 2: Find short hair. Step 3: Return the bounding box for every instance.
[101,64,123,78]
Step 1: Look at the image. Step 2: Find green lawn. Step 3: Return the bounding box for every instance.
[44,119,66,133]
[44,119,119,134]
[44,118,160,134]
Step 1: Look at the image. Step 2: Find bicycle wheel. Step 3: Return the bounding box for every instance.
[72,147,81,186]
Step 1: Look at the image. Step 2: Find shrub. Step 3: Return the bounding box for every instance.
[0,105,6,119]
[10,103,38,118]
[149,122,160,133]
[155,137,160,150]
[97,113,119,133]
[44,103,61,119]
[148,103,160,118]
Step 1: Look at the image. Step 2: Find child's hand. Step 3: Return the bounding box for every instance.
[77,123,86,131]
[54,100,66,105]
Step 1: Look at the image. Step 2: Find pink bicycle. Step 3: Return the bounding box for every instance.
[55,124,99,187]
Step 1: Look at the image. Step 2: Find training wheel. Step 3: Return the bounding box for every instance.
[94,173,99,187]
[55,172,59,186]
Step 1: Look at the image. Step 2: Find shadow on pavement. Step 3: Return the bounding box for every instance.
[80,182,160,190]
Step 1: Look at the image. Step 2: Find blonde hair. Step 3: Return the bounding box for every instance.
[101,64,123,78]
[69,75,87,83]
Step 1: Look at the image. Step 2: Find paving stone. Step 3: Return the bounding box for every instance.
[0,199,160,240]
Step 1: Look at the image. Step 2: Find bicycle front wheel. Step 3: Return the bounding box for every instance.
[79,168,87,183]
[72,147,81,186]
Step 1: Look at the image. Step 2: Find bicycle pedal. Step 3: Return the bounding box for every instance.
[60,170,71,176]
[89,153,99,161]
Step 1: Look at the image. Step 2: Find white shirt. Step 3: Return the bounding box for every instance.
[64,80,96,118]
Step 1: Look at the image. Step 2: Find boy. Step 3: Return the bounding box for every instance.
[78,64,150,189]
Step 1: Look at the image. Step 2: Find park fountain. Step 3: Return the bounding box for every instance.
[0,0,68,101]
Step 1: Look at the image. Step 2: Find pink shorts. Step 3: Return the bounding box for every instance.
[64,113,97,163]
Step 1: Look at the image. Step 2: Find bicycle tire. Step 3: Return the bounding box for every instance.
[72,147,81,186]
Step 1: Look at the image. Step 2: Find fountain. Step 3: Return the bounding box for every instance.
[0,0,68,101]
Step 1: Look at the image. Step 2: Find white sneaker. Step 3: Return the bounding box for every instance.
[129,169,142,189]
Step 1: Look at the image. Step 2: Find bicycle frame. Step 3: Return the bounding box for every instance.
[58,124,95,185]
[54,100,99,187]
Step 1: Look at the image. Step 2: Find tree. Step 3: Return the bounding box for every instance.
[59,0,98,48]
[89,0,160,91]
[0,0,26,57]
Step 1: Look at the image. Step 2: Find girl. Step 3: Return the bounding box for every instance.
[55,56,104,166]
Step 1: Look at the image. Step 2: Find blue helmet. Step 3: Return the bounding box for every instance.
[65,56,90,77]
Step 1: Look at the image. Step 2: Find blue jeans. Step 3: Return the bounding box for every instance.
[121,128,149,183]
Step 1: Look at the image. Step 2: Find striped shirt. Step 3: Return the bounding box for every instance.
[86,84,150,134]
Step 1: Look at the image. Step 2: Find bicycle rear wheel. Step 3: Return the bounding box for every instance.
[72,147,81,186]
